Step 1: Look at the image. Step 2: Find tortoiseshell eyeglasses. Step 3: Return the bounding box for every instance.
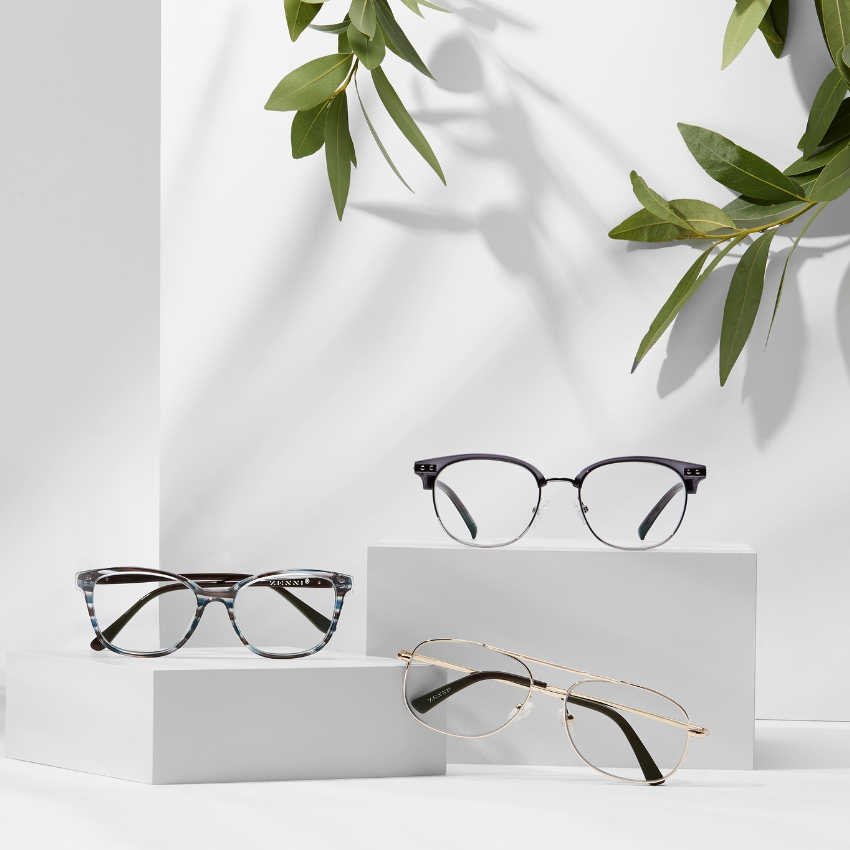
[75,567,352,658]
[414,454,707,550]
[399,638,709,785]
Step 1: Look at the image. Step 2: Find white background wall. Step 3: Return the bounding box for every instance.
[0,2,160,686]
[161,0,850,720]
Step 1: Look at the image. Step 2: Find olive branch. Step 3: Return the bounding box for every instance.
[611,0,850,386]
[265,0,448,220]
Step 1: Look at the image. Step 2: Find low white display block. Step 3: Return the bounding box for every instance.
[5,648,446,784]
[366,538,756,770]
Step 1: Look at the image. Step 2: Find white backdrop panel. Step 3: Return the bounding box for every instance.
[161,0,850,719]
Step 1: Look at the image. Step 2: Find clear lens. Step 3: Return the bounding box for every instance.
[234,573,336,655]
[92,572,197,654]
[433,460,540,547]
[566,680,690,783]
[578,461,686,548]
[404,640,532,737]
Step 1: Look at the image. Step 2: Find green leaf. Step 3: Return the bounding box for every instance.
[678,123,803,201]
[310,18,351,34]
[374,0,434,78]
[291,102,330,159]
[284,0,321,42]
[338,30,352,52]
[767,204,828,344]
[785,137,850,176]
[325,91,352,220]
[821,0,850,83]
[349,0,376,38]
[771,0,789,40]
[629,172,700,232]
[809,143,850,200]
[719,230,776,386]
[608,209,691,242]
[758,9,784,58]
[355,79,412,191]
[265,54,353,112]
[371,65,445,183]
[722,0,772,69]
[348,22,386,69]
[418,0,451,10]
[805,68,848,158]
[632,245,712,372]
[724,172,820,220]
[398,0,424,17]
[350,139,357,167]
[669,199,736,232]
[632,236,748,371]
[820,99,850,147]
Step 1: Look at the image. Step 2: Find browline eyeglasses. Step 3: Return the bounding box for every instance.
[414,454,707,550]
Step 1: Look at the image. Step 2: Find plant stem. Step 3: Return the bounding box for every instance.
[690,201,818,246]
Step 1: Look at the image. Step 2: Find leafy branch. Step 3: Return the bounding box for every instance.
[265,0,449,219]
[611,0,850,385]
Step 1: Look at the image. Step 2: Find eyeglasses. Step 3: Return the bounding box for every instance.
[75,567,353,658]
[413,454,706,550]
[399,638,708,785]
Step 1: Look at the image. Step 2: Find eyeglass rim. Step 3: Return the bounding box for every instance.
[415,454,706,550]
[563,678,692,786]
[75,566,353,659]
[401,638,535,739]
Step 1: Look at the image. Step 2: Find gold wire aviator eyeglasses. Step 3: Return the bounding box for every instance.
[398,638,709,785]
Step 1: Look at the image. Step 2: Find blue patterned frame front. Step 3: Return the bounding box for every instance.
[75,567,353,659]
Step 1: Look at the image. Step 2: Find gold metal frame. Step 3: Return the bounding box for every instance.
[398,638,709,786]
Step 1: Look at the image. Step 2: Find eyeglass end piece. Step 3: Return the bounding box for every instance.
[398,650,412,661]
[689,726,710,737]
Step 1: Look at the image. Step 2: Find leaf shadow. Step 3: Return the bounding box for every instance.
[785,0,836,106]
[835,259,850,387]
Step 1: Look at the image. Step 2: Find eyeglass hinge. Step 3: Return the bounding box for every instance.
[689,726,710,737]
[397,650,412,661]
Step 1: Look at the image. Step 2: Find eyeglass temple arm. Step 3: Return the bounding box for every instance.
[435,481,478,540]
[89,575,332,651]
[410,672,664,785]
[638,482,684,541]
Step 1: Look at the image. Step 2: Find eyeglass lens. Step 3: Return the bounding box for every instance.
[433,460,540,547]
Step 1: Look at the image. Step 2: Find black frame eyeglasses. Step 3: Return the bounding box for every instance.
[413,454,707,550]
[76,567,353,658]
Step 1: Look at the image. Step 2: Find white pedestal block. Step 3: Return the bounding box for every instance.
[5,648,446,784]
[366,538,756,770]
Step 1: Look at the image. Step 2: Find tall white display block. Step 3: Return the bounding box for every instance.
[5,648,446,784]
[366,538,756,770]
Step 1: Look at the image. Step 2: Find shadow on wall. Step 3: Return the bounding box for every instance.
[354,1,631,362]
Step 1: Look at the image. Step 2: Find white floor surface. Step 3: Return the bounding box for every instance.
[2,695,848,850]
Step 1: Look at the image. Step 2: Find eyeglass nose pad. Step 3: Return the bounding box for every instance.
[559,708,575,730]
[572,500,588,520]
[535,500,548,518]
[507,700,535,723]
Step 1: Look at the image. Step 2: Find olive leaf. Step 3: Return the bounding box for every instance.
[371,66,445,183]
[285,0,322,42]
[349,0,377,38]
[669,199,736,232]
[291,101,330,158]
[398,0,425,16]
[348,22,386,69]
[724,172,820,220]
[630,172,702,233]
[266,54,353,112]
[719,230,776,386]
[722,0,772,69]
[608,209,691,242]
[759,0,788,57]
[338,30,352,52]
[355,79,412,191]
[820,99,850,147]
[809,143,850,200]
[767,203,828,343]
[804,68,848,158]
[632,236,748,372]
[397,0,451,15]
[374,0,434,78]
[821,0,850,83]
[785,137,850,176]
[325,91,353,220]
[310,18,351,34]
[678,123,803,201]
